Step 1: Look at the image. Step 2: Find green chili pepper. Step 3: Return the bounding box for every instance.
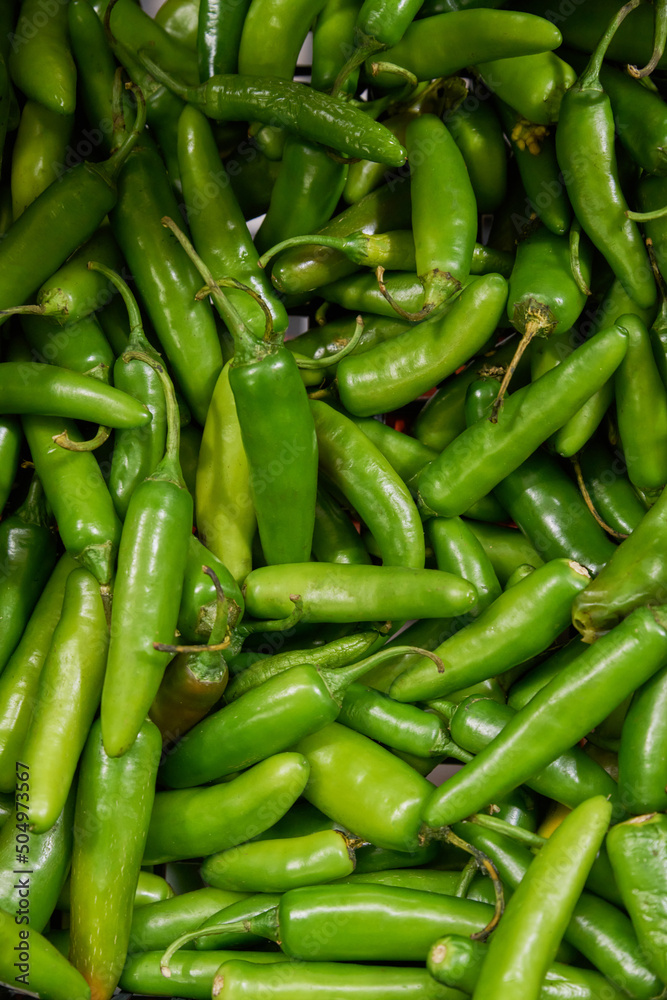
[11,101,73,218]
[507,637,587,711]
[158,0,199,49]
[617,665,667,814]
[447,694,618,809]
[9,0,76,115]
[270,180,411,294]
[466,522,544,585]
[101,352,193,759]
[607,813,667,987]
[20,568,108,834]
[69,718,162,1000]
[128,888,250,955]
[578,439,648,537]
[311,399,426,567]
[571,486,667,642]
[0,553,75,793]
[445,93,507,214]
[312,0,361,93]
[192,893,283,951]
[390,559,588,703]
[0,904,90,1000]
[338,275,508,417]
[144,753,310,864]
[225,629,382,701]
[211,959,469,1000]
[122,950,290,1000]
[139,51,407,166]
[290,722,434,852]
[418,324,628,517]
[198,0,252,77]
[0,416,21,514]
[20,312,114,386]
[369,9,562,86]
[615,313,667,491]
[555,1,656,310]
[478,52,576,125]
[178,104,288,336]
[203,829,358,893]
[350,417,437,485]
[424,604,667,829]
[0,475,56,676]
[0,87,142,321]
[171,883,495,965]
[177,536,244,643]
[245,563,476,622]
[287,313,411,371]
[98,0,199,82]
[338,682,459,757]
[160,650,441,789]
[412,337,532,454]
[470,798,615,1000]
[313,486,371,565]
[196,362,256,585]
[255,137,348,257]
[0,786,73,932]
[428,933,627,999]
[497,103,570,236]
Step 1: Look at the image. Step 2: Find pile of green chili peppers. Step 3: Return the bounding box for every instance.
[1,0,667,998]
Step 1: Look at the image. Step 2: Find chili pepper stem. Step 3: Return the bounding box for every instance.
[103,82,147,180]
[332,36,386,97]
[376,265,457,322]
[160,920,251,977]
[572,455,628,540]
[297,317,365,369]
[88,260,154,352]
[323,645,445,704]
[432,826,505,940]
[468,812,547,849]
[628,0,667,76]
[626,204,667,221]
[490,319,545,423]
[162,216,267,361]
[53,425,111,452]
[577,0,643,91]
[136,49,196,102]
[455,857,477,897]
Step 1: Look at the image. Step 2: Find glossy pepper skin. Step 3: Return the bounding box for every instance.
[69,719,161,1000]
[607,814,667,987]
[292,722,434,853]
[571,485,667,642]
[230,347,317,566]
[0,476,56,676]
[389,559,589,703]
[423,605,667,829]
[139,53,407,167]
[617,664,667,814]
[195,362,256,584]
[121,951,289,999]
[143,753,310,864]
[10,101,74,219]
[310,399,425,568]
[198,0,253,77]
[20,568,108,834]
[472,798,612,1000]
[0,788,73,933]
[448,695,618,810]
[337,274,508,417]
[369,9,562,86]
[455,820,659,997]
[244,563,476,623]
[0,904,90,1000]
[9,0,76,115]
[418,324,628,517]
[196,883,494,962]
[101,356,193,759]
[0,554,75,793]
[555,9,656,310]
[211,959,466,1000]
